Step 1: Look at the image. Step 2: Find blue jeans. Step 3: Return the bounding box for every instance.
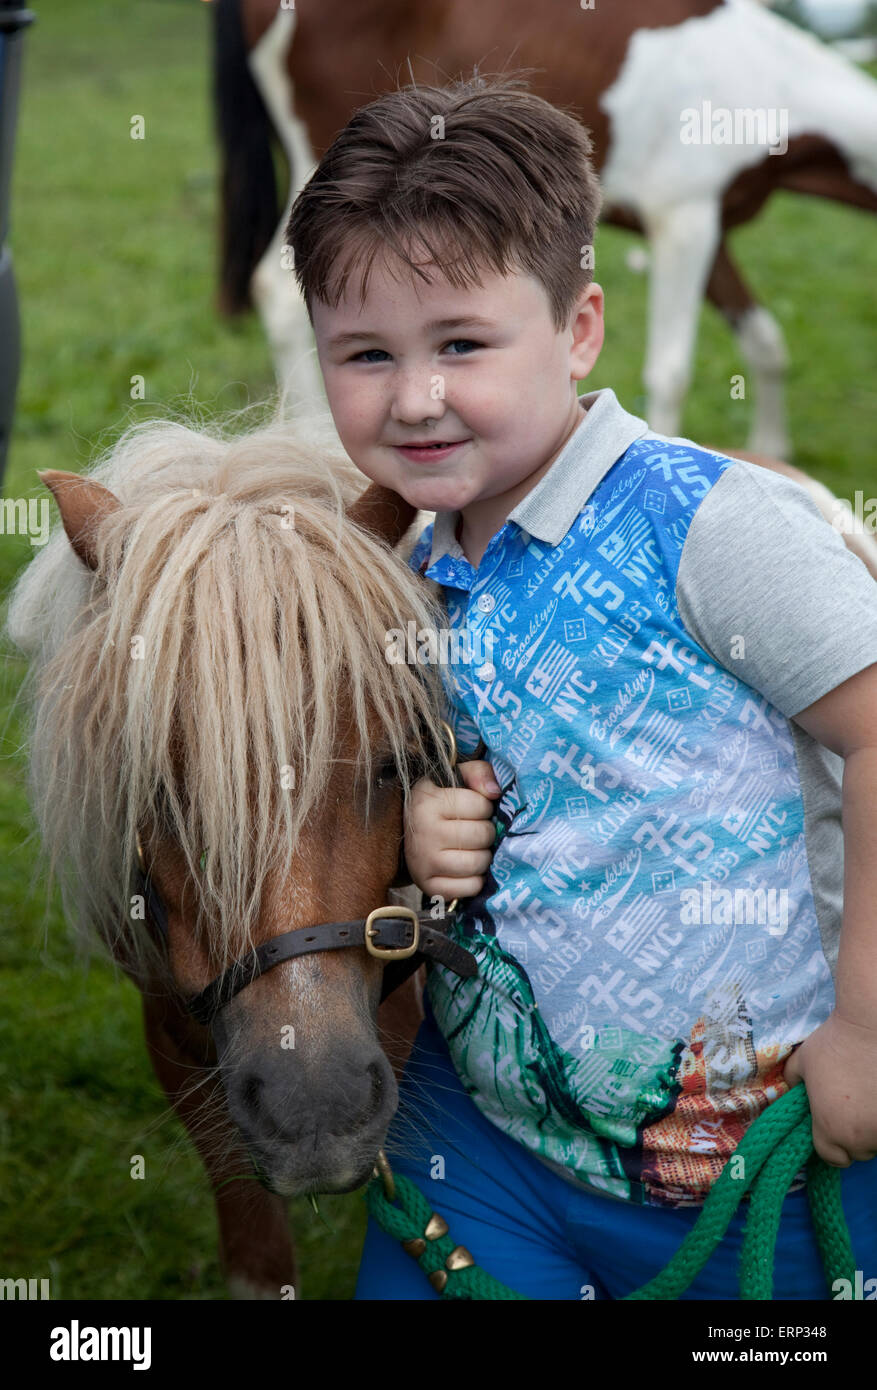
[356,1001,877,1300]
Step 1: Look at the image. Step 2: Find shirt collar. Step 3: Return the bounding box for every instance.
[425,387,651,568]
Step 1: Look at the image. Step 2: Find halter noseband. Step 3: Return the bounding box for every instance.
[132,722,483,1029]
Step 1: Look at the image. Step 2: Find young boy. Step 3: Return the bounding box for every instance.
[286,75,877,1299]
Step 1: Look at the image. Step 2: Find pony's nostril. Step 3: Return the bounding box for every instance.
[241,1073,264,1117]
[328,1059,387,1133]
[365,1060,385,1117]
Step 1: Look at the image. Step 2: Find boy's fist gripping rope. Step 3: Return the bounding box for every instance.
[404,723,498,909]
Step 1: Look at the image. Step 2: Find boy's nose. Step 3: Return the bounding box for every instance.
[389,371,446,425]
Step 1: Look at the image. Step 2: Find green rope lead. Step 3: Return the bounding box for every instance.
[806,1152,858,1294]
[625,1083,813,1299]
[365,1084,857,1300]
[739,1113,815,1300]
[364,1166,528,1299]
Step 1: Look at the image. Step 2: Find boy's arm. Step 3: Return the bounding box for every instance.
[791,662,877,1030]
[782,663,877,1165]
[676,460,877,722]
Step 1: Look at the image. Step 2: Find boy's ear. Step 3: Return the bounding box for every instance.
[37,469,123,572]
[347,482,416,548]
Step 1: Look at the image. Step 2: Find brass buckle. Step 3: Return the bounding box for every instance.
[364,905,420,961]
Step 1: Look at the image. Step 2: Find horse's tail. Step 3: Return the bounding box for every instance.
[212,0,279,315]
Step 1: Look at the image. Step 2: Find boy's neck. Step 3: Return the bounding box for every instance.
[455,397,589,568]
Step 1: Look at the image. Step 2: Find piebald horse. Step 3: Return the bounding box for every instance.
[5,413,457,1299]
[213,0,877,459]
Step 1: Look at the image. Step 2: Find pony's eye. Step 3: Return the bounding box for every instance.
[374,758,399,790]
[199,849,208,873]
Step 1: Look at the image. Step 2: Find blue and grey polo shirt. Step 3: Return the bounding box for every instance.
[405,385,877,1208]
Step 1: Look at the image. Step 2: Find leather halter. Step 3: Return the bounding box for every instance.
[132,722,485,1029]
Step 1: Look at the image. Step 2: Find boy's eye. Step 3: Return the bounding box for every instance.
[350,348,390,364]
[347,339,483,363]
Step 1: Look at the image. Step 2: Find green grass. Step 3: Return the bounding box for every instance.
[1,0,875,1299]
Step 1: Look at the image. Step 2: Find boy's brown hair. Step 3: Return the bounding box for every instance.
[285,73,603,333]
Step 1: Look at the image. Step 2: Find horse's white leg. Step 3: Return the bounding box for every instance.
[733,305,790,459]
[641,199,721,438]
[247,10,323,409]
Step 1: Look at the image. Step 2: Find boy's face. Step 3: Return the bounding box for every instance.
[311,253,604,524]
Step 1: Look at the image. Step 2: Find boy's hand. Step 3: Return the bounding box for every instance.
[403,760,499,904]
[783,1011,877,1166]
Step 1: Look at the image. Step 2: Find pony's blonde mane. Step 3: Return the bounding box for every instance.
[5,409,454,981]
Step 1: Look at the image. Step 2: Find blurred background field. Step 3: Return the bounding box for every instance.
[1,0,875,1298]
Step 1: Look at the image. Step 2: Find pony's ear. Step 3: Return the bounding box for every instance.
[347,482,416,548]
[37,469,123,572]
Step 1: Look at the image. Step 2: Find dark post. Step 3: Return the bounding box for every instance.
[0,4,35,493]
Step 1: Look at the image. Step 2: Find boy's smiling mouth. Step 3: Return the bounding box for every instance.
[392,439,471,463]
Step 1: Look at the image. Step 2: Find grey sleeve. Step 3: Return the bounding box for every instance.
[675,460,877,718]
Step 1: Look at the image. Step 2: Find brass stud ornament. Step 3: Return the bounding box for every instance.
[446,1245,475,1271]
[425,1245,475,1292]
[402,1210,449,1260]
[424,1212,449,1240]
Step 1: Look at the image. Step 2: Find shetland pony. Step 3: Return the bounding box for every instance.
[5,409,455,1297]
